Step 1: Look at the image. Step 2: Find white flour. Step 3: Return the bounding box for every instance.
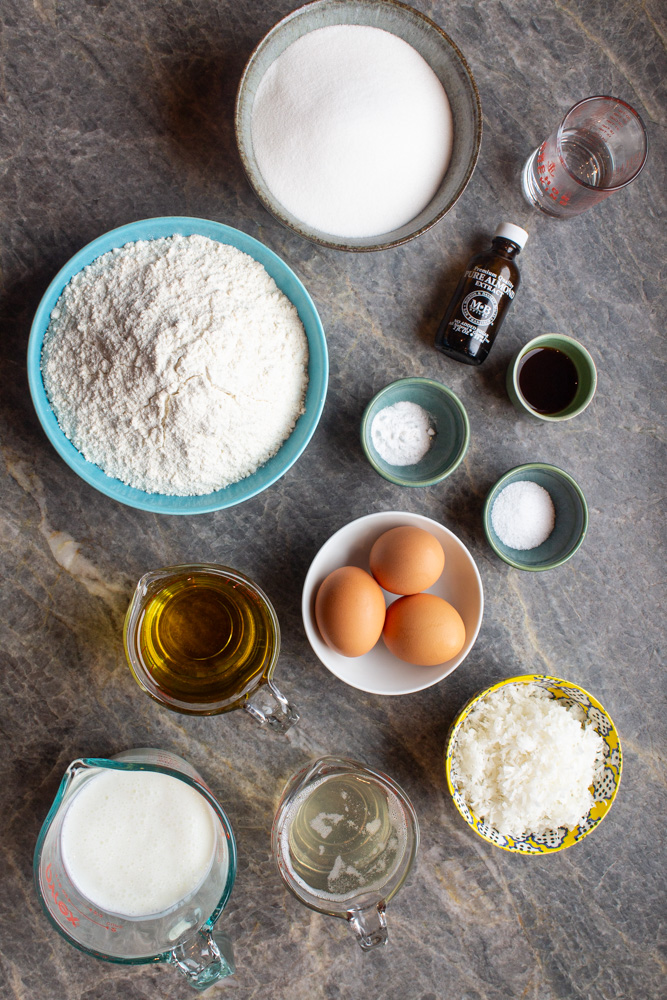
[41,235,309,496]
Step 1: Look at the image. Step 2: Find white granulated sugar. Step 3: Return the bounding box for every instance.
[41,235,309,496]
[491,480,555,550]
[370,400,435,466]
[452,684,605,838]
[251,25,453,238]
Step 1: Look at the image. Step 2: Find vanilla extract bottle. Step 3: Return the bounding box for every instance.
[434,223,528,365]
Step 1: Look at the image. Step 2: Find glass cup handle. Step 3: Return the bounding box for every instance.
[347,901,388,951]
[168,928,235,991]
[244,678,299,734]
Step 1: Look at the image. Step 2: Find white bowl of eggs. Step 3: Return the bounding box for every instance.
[301,511,484,695]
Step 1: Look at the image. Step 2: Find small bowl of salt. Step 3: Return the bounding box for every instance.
[360,377,469,487]
[483,463,588,571]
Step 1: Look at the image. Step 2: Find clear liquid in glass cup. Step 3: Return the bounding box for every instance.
[521,96,648,219]
[273,756,419,951]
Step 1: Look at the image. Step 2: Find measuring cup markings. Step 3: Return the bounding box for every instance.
[34,750,237,990]
[522,96,648,218]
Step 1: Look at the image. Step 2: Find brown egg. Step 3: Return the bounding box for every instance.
[383,593,465,666]
[315,566,386,657]
[370,526,445,595]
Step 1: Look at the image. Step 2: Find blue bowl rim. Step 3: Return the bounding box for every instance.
[360,376,470,486]
[27,216,328,515]
[482,462,589,571]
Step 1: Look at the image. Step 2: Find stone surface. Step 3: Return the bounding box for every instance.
[0,1,665,999]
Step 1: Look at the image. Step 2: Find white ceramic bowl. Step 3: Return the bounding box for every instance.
[301,511,484,695]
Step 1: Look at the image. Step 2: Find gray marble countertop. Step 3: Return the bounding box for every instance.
[1,2,665,998]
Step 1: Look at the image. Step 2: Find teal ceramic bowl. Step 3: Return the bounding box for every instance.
[360,377,469,486]
[483,464,588,570]
[27,217,328,515]
[235,0,482,251]
[506,333,597,421]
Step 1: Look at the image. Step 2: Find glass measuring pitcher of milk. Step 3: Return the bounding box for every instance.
[272,756,419,951]
[124,564,299,734]
[34,749,237,992]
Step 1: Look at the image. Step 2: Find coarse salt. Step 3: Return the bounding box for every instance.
[491,480,555,549]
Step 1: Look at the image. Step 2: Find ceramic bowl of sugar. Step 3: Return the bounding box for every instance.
[360,378,470,487]
[235,0,482,251]
[483,463,588,571]
[27,217,328,515]
[445,675,622,854]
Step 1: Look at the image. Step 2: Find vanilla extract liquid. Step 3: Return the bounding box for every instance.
[518,346,579,414]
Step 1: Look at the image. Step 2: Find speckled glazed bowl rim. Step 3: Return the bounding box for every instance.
[482,463,588,571]
[27,216,328,515]
[444,674,623,855]
[234,0,483,252]
[360,377,470,486]
[508,333,598,422]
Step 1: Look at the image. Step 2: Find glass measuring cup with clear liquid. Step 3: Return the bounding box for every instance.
[521,96,648,219]
[272,756,419,951]
[34,749,237,992]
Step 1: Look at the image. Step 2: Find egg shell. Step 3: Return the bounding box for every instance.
[315,566,386,658]
[370,525,445,595]
[383,593,465,666]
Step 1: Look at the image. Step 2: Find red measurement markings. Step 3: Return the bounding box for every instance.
[45,864,79,927]
[44,864,120,932]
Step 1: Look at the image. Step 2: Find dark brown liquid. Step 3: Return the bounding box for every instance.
[518,347,579,414]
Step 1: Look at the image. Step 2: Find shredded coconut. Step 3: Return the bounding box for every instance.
[452,684,606,838]
[491,480,555,549]
[370,400,435,466]
[41,234,309,496]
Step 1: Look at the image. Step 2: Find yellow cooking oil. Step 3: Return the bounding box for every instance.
[138,570,276,707]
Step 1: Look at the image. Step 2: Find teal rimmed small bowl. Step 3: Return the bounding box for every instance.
[483,463,588,570]
[506,333,597,421]
[360,377,469,487]
[27,217,328,515]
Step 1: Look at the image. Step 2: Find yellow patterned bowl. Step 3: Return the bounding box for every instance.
[445,674,622,854]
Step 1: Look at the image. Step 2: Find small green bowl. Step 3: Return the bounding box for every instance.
[506,333,597,421]
[360,377,469,487]
[483,463,588,570]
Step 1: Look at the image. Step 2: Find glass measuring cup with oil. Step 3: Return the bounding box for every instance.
[124,564,298,733]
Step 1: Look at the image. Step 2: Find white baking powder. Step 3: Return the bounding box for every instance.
[491,480,555,550]
[370,401,435,466]
[251,25,453,238]
[42,235,309,496]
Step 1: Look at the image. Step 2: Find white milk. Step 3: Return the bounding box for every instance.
[61,769,218,918]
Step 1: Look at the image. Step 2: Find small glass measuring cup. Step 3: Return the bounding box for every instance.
[521,96,648,219]
[124,564,298,734]
[272,756,419,951]
[34,748,237,992]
